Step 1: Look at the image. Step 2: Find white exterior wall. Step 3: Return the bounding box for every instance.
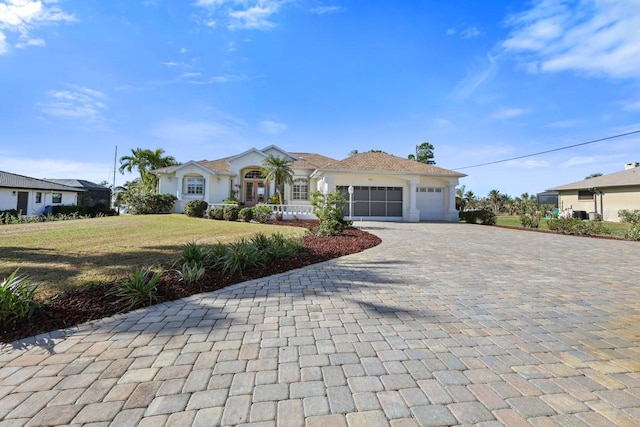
[0,188,77,216]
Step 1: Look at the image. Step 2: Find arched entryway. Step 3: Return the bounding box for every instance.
[243,169,266,206]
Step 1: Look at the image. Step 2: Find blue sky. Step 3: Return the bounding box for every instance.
[1,0,639,198]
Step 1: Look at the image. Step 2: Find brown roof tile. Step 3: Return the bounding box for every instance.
[549,166,640,190]
[290,153,337,169]
[320,152,465,176]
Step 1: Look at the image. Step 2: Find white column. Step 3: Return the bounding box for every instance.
[204,175,211,202]
[407,179,420,222]
[445,183,459,222]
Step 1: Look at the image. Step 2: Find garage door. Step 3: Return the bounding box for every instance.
[338,186,403,217]
[416,187,444,220]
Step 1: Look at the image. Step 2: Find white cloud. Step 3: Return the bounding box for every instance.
[446,28,456,36]
[502,0,640,79]
[546,119,584,128]
[563,156,594,167]
[151,116,245,144]
[195,0,285,31]
[433,118,451,127]
[623,99,640,111]
[490,107,529,119]
[311,6,343,15]
[460,26,481,39]
[449,53,497,100]
[38,87,108,122]
[259,120,287,134]
[0,0,75,55]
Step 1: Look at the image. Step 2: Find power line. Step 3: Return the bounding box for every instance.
[453,129,640,170]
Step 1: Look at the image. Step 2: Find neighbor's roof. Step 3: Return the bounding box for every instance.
[0,171,85,192]
[46,179,110,191]
[317,152,466,176]
[289,153,337,169]
[548,166,640,191]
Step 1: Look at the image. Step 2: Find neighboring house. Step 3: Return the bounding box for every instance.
[0,171,84,216]
[547,162,640,221]
[153,145,466,222]
[47,179,111,209]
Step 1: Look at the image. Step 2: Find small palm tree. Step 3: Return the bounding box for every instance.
[261,155,294,205]
[119,148,179,192]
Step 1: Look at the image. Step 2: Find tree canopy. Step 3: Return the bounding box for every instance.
[119,148,179,192]
[408,142,435,164]
[585,172,603,179]
[261,155,294,205]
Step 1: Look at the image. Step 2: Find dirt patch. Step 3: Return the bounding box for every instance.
[1,222,381,343]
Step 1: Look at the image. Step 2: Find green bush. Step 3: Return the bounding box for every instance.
[224,205,240,221]
[208,207,224,220]
[238,207,253,222]
[127,194,177,214]
[310,191,352,236]
[109,267,163,308]
[253,204,272,223]
[183,200,209,218]
[619,209,640,241]
[519,204,542,229]
[222,238,263,276]
[547,217,610,236]
[175,241,212,267]
[223,198,240,205]
[459,209,495,225]
[178,262,205,287]
[0,269,41,325]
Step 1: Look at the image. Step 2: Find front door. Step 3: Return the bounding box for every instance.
[244,180,265,206]
[16,191,28,214]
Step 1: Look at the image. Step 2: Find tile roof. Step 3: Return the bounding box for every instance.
[289,153,337,169]
[548,166,640,190]
[319,152,466,176]
[0,171,85,192]
[46,179,110,191]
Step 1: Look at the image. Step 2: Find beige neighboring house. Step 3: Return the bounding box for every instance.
[153,145,466,222]
[548,162,640,222]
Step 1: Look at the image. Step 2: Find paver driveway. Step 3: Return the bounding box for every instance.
[1,222,639,426]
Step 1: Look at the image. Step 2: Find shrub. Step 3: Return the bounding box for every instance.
[175,241,211,267]
[459,208,495,225]
[223,205,240,221]
[127,194,177,214]
[178,262,206,287]
[267,194,281,204]
[547,218,610,236]
[184,200,209,218]
[210,242,229,269]
[238,207,253,222]
[253,204,272,223]
[223,198,240,205]
[619,209,640,241]
[0,269,40,325]
[222,238,263,276]
[110,267,163,308]
[208,207,224,220]
[310,190,352,236]
[0,210,20,224]
[519,204,542,229]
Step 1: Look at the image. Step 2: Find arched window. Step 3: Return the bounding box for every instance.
[244,170,263,179]
[292,178,309,201]
[185,176,204,195]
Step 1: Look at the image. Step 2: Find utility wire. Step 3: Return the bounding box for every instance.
[453,129,640,170]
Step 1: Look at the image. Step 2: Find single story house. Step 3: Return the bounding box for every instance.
[547,162,640,221]
[153,145,466,222]
[0,171,84,216]
[47,179,112,209]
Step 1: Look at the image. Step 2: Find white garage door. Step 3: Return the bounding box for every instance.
[416,187,444,220]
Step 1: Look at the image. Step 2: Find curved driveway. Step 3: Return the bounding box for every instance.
[1,222,639,426]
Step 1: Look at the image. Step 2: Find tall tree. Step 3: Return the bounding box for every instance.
[456,185,466,211]
[488,189,502,214]
[408,142,435,164]
[261,154,294,205]
[585,172,603,179]
[119,148,178,192]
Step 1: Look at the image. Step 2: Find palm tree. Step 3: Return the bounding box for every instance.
[261,155,294,205]
[119,148,178,192]
[488,189,502,214]
[456,185,466,211]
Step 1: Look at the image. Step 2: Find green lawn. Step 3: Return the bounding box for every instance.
[494,215,631,238]
[0,215,304,294]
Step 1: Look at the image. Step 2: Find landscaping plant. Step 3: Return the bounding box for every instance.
[618,209,640,240]
[238,207,253,222]
[175,241,212,267]
[0,269,41,325]
[223,205,240,221]
[253,204,272,223]
[310,190,352,236]
[110,267,163,308]
[208,207,225,220]
[222,238,264,276]
[183,200,209,218]
[178,262,206,287]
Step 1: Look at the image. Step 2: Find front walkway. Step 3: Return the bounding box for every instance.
[1,223,639,426]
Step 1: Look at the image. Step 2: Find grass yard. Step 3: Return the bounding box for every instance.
[0,214,304,294]
[494,215,631,238]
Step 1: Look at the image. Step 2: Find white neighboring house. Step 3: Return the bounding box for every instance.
[0,171,83,216]
[153,146,466,222]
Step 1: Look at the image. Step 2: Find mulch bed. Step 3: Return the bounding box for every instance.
[1,221,381,343]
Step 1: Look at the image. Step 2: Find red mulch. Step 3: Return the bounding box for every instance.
[1,221,381,343]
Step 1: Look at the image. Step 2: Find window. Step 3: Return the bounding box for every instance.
[244,170,263,179]
[35,192,42,203]
[186,177,204,195]
[292,178,309,200]
[52,193,62,203]
[578,190,594,200]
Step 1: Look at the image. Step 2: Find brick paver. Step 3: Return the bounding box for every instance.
[1,222,639,425]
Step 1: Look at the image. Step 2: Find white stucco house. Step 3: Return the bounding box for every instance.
[153,146,466,222]
[547,162,640,222]
[0,171,83,216]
